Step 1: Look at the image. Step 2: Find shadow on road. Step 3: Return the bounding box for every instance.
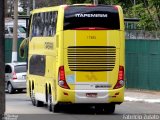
[5,89,26,94]
[54,104,116,115]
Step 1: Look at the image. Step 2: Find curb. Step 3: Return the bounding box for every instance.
[124,97,160,104]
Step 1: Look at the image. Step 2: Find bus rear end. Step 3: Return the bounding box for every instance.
[57,5,125,113]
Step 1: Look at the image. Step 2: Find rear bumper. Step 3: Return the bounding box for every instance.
[57,87,124,104]
[11,81,26,89]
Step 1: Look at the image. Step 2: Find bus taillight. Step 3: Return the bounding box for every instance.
[113,66,124,89]
[58,66,70,89]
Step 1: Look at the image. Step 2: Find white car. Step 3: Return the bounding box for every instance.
[5,25,26,38]
[5,62,27,94]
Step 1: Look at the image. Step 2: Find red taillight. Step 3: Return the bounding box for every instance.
[114,66,124,89]
[58,66,70,89]
[59,66,65,80]
[118,66,124,80]
[12,72,17,80]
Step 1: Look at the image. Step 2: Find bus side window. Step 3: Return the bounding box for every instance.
[46,11,58,37]
[31,13,42,37]
[29,55,45,76]
[51,12,58,37]
[48,12,53,36]
[43,12,49,36]
[31,11,58,38]
[39,11,58,37]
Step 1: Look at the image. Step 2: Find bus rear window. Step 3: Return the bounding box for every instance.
[64,6,120,30]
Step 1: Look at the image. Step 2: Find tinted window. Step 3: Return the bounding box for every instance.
[31,11,58,37]
[5,65,12,73]
[64,6,120,30]
[15,65,27,73]
[29,55,45,76]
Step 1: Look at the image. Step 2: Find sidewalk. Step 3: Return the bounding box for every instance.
[124,89,160,103]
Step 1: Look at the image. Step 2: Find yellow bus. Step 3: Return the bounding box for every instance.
[22,4,125,114]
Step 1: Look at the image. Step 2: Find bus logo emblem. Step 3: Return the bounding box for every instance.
[86,72,97,81]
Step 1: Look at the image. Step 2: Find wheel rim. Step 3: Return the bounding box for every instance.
[8,84,12,93]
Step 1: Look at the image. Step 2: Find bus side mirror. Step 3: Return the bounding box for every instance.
[19,38,29,58]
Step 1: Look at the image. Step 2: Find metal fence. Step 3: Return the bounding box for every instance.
[125,38,160,90]
[126,30,160,40]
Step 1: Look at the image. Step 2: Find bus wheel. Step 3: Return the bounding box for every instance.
[95,105,103,114]
[53,104,60,113]
[103,104,115,114]
[48,93,52,111]
[31,90,36,106]
[107,104,115,114]
[35,100,44,107]
[29,81,31,98]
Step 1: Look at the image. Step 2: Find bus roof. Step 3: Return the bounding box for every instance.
[31,4,122,14]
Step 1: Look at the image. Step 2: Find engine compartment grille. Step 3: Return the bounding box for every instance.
[68,46,116,71]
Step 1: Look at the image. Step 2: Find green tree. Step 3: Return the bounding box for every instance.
[131,0,160,30]
[67,0,160,30]
[17,0,160,31]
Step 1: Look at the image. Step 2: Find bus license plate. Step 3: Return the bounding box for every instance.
[86,93,97,98]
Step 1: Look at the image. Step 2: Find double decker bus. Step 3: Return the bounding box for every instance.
[20,4,125,114]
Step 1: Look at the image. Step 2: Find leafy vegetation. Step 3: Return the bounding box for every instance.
[6,0,160,31]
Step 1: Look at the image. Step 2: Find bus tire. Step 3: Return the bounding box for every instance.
[95,105,103,114]
[48,93,52,111]
[35,100,44,107]
[29,81,31,98]
[53,104,60,113]
[31,90,36,106]
[104,104,115,114]
[107,104,115,114]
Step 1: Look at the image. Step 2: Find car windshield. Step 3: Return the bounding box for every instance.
[15,65,27,73]
[18,26,26,33]
[8,26,26,34]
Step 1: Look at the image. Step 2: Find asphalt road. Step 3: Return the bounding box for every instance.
[5,92,160,120]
